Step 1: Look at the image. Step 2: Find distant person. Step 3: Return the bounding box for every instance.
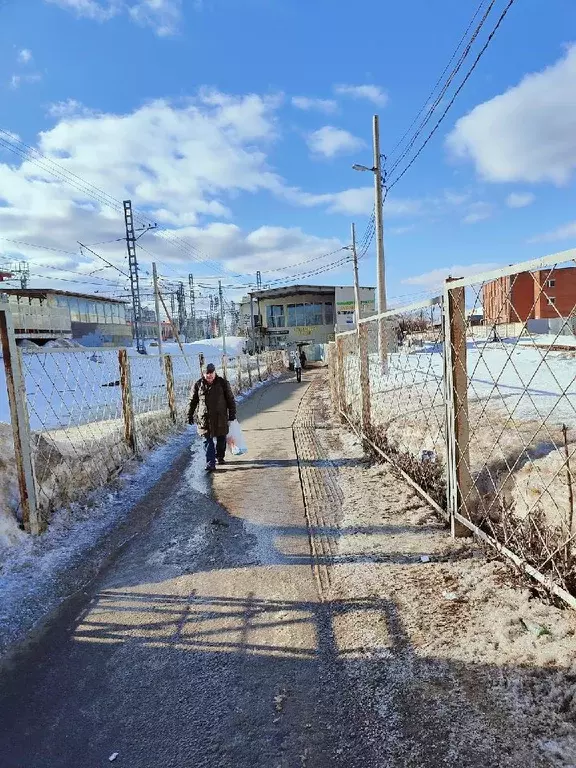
[188,363,237,472]
[291,350,302,382]
[299,349,307,369]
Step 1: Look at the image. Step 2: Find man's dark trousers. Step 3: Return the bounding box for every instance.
[204,435,227,467]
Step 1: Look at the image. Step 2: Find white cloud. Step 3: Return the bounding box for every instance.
[294,186,475,220]
[506,192,535,209]
[403,263,500,292]
[334,84,388,107]
[47,99,95,119]
[44,0,121,22]
[9,73,42,89]
[189,224,344,274]
[390,226,415,236]
[446,44,576,185]
[528,221,576,244]
[128,0,182,36]
[291,96,338,114]
[462,201,493,224]
[44,0,183,35]
[307,126,365,158]
[17,49,33,65]
[0,91,349,293]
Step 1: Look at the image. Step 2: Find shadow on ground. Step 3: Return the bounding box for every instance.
[0,372,567,768]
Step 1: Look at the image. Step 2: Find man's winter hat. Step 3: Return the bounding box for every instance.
[205,363,216,373]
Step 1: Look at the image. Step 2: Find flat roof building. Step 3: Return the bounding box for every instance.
[240,284,376,353]
[1,288,130,347]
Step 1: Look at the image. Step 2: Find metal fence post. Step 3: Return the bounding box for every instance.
[357,323,371,434]
[265,352,271,378]
[164,354,177,424]
[327,341,338,412]
[246,354,253,388]
[336,336,346,416]
[255,353,262,382]
[118,349,138,456]
[237,355,242,393]
[0,304,40,534]
[444,281,472,538]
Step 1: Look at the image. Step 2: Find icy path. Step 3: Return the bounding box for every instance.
[0,371,383,768]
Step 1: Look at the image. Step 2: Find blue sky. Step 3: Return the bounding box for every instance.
[1,0,576,310]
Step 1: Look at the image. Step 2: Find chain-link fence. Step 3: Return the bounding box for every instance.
[447,253,576,600]
[0,309,285,531]
[331,249,576,606]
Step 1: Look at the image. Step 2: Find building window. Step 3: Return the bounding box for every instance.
[266,304,285,328]
[69,298,81,323]
[548,279,556,288]
[324,302,334,326]
[287,304,297,327]
[548,296,556,305]
[307,303,323,326]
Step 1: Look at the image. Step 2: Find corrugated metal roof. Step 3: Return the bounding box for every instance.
[0,288,127,304]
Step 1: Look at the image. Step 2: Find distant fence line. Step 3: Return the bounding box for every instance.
[0,302,286,532]
[330,248,576,609]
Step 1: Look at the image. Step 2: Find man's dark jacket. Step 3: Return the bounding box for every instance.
[188,375,237,437]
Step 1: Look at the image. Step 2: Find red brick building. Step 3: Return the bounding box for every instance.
[483,267,576,325]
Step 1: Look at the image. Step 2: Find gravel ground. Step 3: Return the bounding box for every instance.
[309,376,576,768]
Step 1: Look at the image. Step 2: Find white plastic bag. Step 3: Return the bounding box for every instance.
[227,420,248,456]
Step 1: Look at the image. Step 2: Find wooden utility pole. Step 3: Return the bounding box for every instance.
[352,223,371,434]
[218,280,227,355]
[373,115,387,368]
[152,263,163,358]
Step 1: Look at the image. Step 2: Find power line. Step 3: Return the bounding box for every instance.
[387,0,517,189]
[387,0,494,171]
[0,130,245,281]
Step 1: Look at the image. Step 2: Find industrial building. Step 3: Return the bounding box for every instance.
[240,284,376,355]
[1,288,131,347]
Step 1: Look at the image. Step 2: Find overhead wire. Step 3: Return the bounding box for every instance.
[0,130,246,281]
[387,0,497,175]
[387,0,517,190]
[387,0,490,162]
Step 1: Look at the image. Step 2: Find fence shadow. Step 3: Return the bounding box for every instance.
[0,579,571,767]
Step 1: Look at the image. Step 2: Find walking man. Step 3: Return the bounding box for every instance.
[291,350,302,383]
[188,363,237,472]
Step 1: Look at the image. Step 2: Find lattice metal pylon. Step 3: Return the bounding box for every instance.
[177,282,187,334]
[123,200,146,355]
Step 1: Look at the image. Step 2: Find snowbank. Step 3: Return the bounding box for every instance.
[136,336,247,359]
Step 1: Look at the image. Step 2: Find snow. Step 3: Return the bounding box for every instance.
[0,341,273,551]
[342,338,576,529]
[307,383,576,766]
[0,428,196,656]
[365,340,576,427]
[138,335,247,359]
[0,366,283,657]
[0,338,253,431]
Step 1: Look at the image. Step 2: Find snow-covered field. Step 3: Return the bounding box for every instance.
[0,336,250,430]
